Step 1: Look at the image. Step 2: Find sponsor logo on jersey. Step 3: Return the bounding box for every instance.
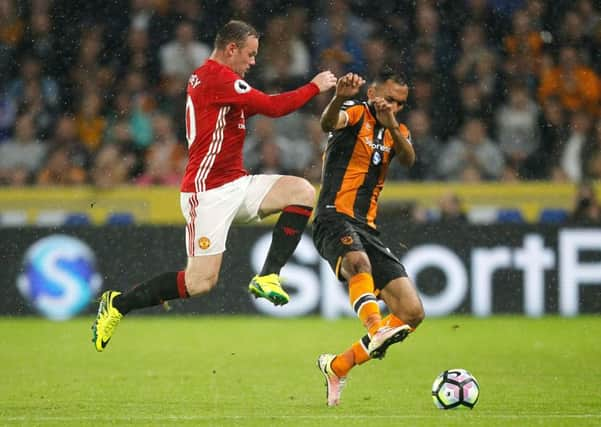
[238,110,246,129]
[198,237,211,250]
[363,137,391,153]
[234,79,251,94]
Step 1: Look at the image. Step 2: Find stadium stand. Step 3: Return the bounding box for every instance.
[0,211,27,227]
[1,1,601,224]
[35,211,69,227]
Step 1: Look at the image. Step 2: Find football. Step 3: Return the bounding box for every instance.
[431,368,480,409]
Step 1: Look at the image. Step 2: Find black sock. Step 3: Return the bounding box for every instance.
[113,271,188,315]
[260,205,313,276]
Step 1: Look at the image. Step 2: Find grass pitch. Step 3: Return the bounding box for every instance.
[0,316,600,426]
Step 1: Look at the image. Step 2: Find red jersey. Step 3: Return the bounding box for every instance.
[181,59,320,192]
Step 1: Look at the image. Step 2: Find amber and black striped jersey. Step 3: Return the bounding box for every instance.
[315,99,411,229]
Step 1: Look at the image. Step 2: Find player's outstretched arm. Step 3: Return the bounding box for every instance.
[320,73,365,132]
[241,71,336,118]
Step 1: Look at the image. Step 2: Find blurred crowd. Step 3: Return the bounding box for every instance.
[2,0,601,187]
[402,180,601,224]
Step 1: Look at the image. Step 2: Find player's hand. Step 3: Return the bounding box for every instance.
[335,73,365,99]
[311,71,338,93]
[373,97,398,129]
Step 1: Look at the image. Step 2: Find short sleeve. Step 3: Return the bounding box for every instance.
[342,103,365,127]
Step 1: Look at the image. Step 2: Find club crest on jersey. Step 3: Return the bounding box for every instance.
[188,74,201,88]
[372,151,382,166]
[234,79,251,94]
[198,237,211,250]
[340,235,354,245]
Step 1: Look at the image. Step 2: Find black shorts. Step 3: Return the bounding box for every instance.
[312,212,408,290]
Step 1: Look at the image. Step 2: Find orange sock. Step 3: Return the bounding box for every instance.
[383,313,404,327]
[383,314,416,331]
[348,272,382,336]
[331,314,416,378]
[331,341,371,377]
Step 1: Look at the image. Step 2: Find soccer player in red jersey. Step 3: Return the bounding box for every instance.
[92,20,337,352]
[313,71,425,405]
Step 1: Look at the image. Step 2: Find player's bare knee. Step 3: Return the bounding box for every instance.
[389,299,424,329]
[289,178,315,206]
[186,278,218,296]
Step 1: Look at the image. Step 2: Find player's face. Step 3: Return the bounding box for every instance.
[369,80,409,114]
[231,36,259,77]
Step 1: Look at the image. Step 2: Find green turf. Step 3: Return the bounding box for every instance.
[0,316,600,426]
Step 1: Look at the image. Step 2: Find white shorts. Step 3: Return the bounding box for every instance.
[180,174,282,256]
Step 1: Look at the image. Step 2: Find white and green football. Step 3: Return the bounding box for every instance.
[432,368,480,409]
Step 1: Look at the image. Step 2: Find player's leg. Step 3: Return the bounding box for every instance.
[92,188,236,351]
[340,250,414,358]
[92,254,224,350]
[313,213,385,336]
[109,237,225,315]
[313,214,399,337]
[244,175,315,305]
[322,236,423,388]
[313,217,398,406]
[329,277,424,379]
[362,234,423,357]
[317,353,347,407]
[366,276,424,358]
[379,276,425,330]
[338,250,387,337]
[316,250,378,406]
[91,267,195,352]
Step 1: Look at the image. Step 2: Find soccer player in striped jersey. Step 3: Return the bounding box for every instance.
[92,20,337,352]
[313,71,425,406]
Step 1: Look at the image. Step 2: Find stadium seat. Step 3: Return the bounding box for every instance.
[467,206,498,224]
[539,208,568,224]
[0,211,27,227]
[64,213,91,226]
[36,211,68,226]
[496,209,525,223]
[425,209,439,222]
[106,212,135,225]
